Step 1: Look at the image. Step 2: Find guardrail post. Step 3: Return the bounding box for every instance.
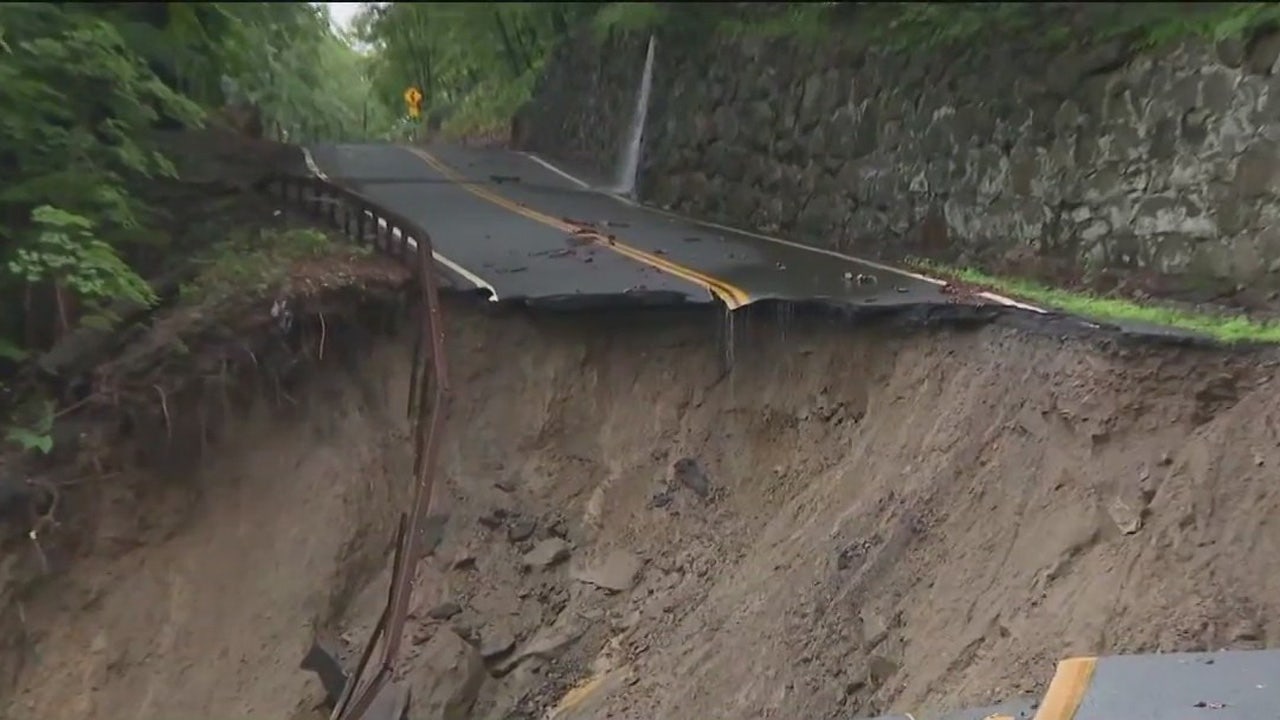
[263,171,452,720]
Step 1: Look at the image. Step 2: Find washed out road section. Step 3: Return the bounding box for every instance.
[306,143,712,308]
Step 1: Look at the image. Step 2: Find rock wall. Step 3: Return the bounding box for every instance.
[521,33,648,185]
[519,21,1280,301]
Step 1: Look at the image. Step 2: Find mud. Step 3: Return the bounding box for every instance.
[6,297,1280,719]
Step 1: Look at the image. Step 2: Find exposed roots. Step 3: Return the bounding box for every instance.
[154,384,172,439]
[0,279,414,640]
[24,477,59,574]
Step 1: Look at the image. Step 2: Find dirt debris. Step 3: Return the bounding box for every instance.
[570,550,643,593]
[378,300,1280,720]
[522,538,571,570]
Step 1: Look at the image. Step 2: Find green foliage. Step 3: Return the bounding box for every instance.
[0,3,396,458]
[441,72,540,140]
[357,2,598,138]
[1088,3,1280,49]
[218,4,395,142]
[0,5,202,238]
[716,3,838,42]
[574,3,1280,55]
[10,206,157,308]
[5,399,54,455]
[860,3,1039,51]
[0,338,27,363]
[591,3,670,39]
[178,227,339,306]
[826,3,1280,53]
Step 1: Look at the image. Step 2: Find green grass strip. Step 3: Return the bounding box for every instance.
[907,258,1280,345]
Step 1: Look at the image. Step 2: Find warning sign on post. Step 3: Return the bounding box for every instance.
[404,86,423,118]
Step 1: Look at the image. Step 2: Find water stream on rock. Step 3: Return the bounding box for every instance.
[613,35,656,198]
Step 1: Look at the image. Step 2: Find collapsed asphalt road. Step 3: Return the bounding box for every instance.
[305,142,1006,313]
[306,141,1231,346]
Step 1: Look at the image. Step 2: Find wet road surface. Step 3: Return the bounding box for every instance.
[859,649,1280,720]
[306,143,707,308]
[305,142,1229,345]
[306,142,980,312]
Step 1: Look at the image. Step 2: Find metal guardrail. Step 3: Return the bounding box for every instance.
[264,174,452,720]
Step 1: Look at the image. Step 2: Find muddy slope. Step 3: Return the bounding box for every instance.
[8,299,1280,720]
[3,329,416,720]
[409,302,1280,719]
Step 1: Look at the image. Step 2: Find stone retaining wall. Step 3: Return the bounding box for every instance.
[519,20,1280,301]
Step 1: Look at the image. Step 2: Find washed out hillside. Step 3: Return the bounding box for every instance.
[1,3,1280,720]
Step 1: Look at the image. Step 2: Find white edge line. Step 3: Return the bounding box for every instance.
[521,151,590,189]
[520,151,1049,315]
[300,148,499,301]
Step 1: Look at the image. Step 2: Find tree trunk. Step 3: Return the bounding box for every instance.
[492,10,525,76]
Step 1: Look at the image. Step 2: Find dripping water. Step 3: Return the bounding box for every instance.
[720,305,739,407]
[721,305,736,374]
[775,302,794,344]
[613,35,656,198]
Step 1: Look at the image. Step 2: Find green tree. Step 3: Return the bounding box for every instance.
[356,2,599,137]
[0,4,201,343]
[0,2,390,451]
[0,1,390,354]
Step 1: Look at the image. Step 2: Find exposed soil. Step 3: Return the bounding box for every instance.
[0,260,415,719]
[7,291,1279,720]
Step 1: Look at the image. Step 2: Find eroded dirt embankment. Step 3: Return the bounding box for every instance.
[7,298,1280,720]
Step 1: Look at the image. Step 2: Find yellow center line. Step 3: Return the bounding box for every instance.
[405,147,750,309]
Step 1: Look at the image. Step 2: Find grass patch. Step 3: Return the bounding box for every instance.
[907,258,1280,344]
[178,227,344,306]
[439,72,538,143]
[591,2,670,39]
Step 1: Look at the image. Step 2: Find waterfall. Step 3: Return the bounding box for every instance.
[613,35,656,198]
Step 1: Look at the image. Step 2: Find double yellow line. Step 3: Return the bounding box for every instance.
[407,148,750,309]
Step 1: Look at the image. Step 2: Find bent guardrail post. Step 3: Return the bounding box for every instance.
[262,173,452,720]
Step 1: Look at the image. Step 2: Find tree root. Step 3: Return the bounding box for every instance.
[318,311,327,361]
[153,384,172,439]
[24,477,60,574]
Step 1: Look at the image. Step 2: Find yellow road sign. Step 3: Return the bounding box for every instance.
[404,86,423,109]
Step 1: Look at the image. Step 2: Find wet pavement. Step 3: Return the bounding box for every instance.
[306,143,707,308]
[307,142,963,312]
[859,650,1280,720]
[1076,650,1280,720]
[305,142,1238,346]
